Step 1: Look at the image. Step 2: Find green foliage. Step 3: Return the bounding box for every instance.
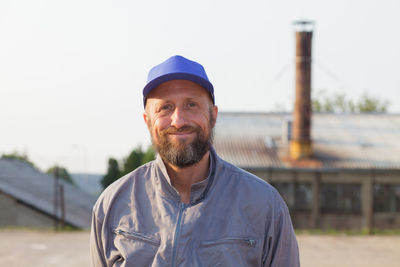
[142,147,156,164]
[101,146,155,190]
[46,166,74,185]
[121,146,156,176]
[1,152,36,168]
[120,147,145,177]
[357,92,389,112]
[101,158,120,190]
[312,90,389,113]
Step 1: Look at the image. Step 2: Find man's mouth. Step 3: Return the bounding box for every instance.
[164,126,198,136]
[167,131,195,140]
[169,130,194,135]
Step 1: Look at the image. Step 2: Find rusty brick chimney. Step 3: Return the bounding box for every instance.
[290,20,314,160]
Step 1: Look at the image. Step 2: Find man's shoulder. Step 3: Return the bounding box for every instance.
[216,157,278,198]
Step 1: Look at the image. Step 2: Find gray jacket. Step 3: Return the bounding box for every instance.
[90,147,300,266]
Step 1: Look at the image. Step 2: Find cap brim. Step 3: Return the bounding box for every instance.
[143,73,214,106]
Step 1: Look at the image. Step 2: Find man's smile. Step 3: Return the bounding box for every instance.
[168,131,195,136]
[162,125,199,138]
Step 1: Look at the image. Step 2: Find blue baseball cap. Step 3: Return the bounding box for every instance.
[143,55,214,107]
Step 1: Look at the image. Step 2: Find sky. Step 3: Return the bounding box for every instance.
[1,0,399,174]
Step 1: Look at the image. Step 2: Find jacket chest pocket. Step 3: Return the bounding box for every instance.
[113,228,160,266]
[196,237,259,267]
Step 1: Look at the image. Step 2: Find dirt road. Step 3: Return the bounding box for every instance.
[0,230,399,267]
[297,234,400,267]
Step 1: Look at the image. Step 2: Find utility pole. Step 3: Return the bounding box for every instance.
[53,165,60,230]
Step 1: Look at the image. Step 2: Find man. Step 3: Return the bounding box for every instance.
[90,55,300,266]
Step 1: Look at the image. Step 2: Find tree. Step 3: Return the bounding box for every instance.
[101,146,155,190]
[1,151,36,168]
[142,146,155,164]
[46,166,75,185]
[121,147,145,176]
[121,146,156,176]
[312,90,389,113]
[357,92,389,112]
[101,158,121,190]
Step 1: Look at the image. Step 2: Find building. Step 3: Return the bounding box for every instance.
[211,21,399,230]
[214,112,400,230]
[0,158,96,229]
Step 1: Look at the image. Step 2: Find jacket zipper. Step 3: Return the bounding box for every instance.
[171,202,186,267]
[113,229,160,246]
[200,237,257,247]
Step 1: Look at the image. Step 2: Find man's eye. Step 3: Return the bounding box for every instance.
[161,104,172,110]
[187,102,197,108]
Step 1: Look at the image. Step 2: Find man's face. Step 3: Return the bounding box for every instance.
[143,80,218,168]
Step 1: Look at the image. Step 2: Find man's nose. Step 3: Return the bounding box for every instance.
[170,107,187,129]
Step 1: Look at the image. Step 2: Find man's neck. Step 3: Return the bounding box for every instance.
[164,151,210,204]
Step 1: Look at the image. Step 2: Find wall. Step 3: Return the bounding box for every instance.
[248,167,400,230]
[0,192,54,228]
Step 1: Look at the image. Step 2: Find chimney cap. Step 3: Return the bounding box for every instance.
[293,20,315,32]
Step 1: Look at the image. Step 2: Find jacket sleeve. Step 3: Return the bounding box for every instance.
[90,210,107,267]
[262,191,300,267]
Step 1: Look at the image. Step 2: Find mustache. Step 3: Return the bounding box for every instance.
[161,125,200,135]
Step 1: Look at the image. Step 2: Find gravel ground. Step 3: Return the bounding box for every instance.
[0,230,399,267]
[297,234,400,267]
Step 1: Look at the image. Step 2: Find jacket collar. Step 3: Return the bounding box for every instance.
[154,146,217,204]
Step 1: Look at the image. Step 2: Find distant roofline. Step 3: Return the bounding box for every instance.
[217,111,400,116]
[244,165,400,173]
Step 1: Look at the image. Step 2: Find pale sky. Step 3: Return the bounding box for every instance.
[1,0,399,174]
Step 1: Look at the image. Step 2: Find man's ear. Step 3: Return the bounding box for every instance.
[211,105,218,128]
[143,112,150,129]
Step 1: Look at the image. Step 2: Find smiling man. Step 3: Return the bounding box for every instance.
[90,55,300,267]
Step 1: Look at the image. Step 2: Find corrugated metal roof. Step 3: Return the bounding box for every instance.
[216,135,283,167]
[214,112,400,170]
[0,159,97,228]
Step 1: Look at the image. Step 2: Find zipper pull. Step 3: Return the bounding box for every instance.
[113,229,123,235]
[248,239,256,246]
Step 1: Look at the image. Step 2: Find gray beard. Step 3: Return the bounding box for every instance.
[152,126,214,168]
